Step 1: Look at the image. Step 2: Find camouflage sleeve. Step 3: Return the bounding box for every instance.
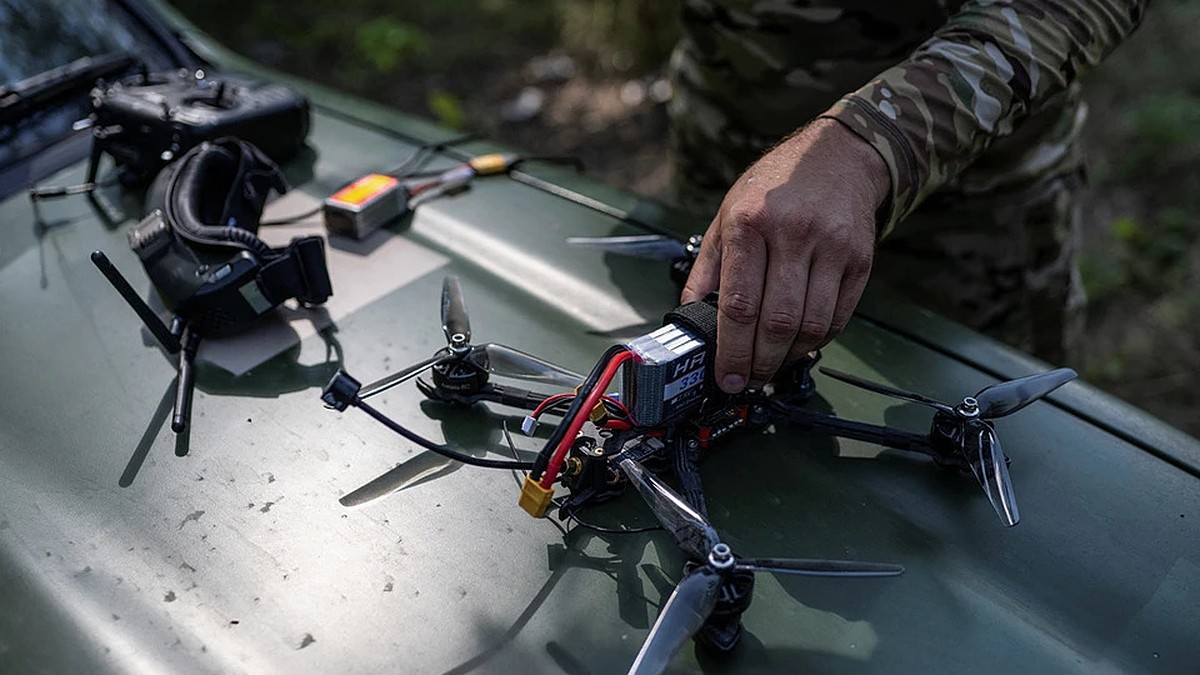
[819,0,1148,238]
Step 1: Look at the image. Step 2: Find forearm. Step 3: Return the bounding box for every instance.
[821,0,1147,236]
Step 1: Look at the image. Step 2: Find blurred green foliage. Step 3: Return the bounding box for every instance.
[355,17,428,73]
[1114,92,1200,178]
[1092,209,1197,299]
[427,89,467,129]
[1074,0,1200,429]
[173,0,677,119]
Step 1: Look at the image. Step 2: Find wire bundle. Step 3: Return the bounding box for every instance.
[530,346,633,489]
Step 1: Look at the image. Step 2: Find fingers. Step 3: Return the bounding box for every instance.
[794,254,843,351]
[752,252,844,387]
[749,247,810,388]
[714,222,768,393]
[678,117,881,393]
[821,254,872,348]
[703,214,862,393]
[783,255,871,366]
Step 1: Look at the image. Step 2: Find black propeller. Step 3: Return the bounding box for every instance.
[616,456,902,674]
[972,368,1078,419]
[817,368,956,415]
[441,275,471,348]
[819,367,1076,421]
[358,353,455,399]
[358,275,583,400]
[819,366,1076,526]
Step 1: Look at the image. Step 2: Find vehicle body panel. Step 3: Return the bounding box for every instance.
[0,3,1197,673]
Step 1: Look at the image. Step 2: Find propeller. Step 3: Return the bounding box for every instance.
[567,233,704,288]
[965,424,1019,526]
[482,343,582,388]
[818,368,955,415]
[628,566,723,675]
[618,456,719,562]
[616,456,903,674]
[819,367,1076,421]
[358,275,583,400]
[819,366,1076,526]
[358,353,454,399]
[972,368,1078,419]
[441,275,471,348]
[565,234,689,262]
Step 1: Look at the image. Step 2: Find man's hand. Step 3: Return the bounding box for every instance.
[680,118,890,393]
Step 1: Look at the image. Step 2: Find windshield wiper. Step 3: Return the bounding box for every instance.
[0,51,139,126]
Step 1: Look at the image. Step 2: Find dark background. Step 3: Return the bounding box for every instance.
[172,0,1200,437]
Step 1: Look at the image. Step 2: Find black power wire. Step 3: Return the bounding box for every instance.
[384,132,479,177]
[532,344,628,480]
[355,397,534,471]
[555,498,662,535]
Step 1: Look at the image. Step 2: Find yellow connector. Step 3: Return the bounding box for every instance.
[468,153,517,176]
[518,476,554,518]
[588,399,608,423]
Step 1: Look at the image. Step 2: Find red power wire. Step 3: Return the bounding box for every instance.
[529,393,633,426]
[538,350,633,489]
[529,393,574,420]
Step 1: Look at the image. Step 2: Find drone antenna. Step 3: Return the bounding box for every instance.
[172,327,201,433]
[90,251,181,353]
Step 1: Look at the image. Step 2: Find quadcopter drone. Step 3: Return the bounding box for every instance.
[321,274,1074,673]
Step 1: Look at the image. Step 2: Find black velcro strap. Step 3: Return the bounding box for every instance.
[663,298,718,346]
[256,236,332,307]
[662,297,720,397]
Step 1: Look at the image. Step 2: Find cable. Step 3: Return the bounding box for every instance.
[312,104,687,240]
[355,398,534,471]
[260,204,322,226]
[384,133,479,178]
[407,178,442,197]
[530,395,632,426]
[542,507,573,538]
[393,152,589,215]
[553,499,661,535]
[510,156,585,173]
[501,421,530,491]
[566,515,661,535]
[532,344,628,478]
[391,167,444,179]
[602,395,635,424]
[540,350,633,489]
[529,392,575,421]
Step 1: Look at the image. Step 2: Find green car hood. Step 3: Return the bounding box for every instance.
[1,14,1197,674]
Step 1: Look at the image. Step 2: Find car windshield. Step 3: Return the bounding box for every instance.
[0,0,180,170]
